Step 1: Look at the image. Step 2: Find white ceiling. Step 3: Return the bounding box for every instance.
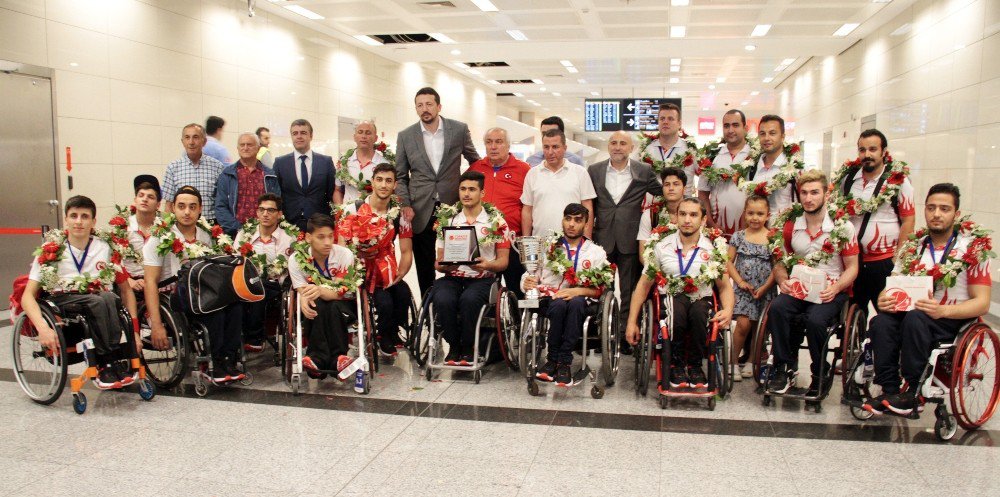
[260,0,915,137]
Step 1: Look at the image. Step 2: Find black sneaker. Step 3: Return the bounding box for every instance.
[554,363,572,386]
[226,357,246,380]
[862,394,890,415]
[687,366,708,389]
[95,365,122,389]
[882,392,924,416]
[378,339,398,357]
[768,365,792,394]
[806,374,834,397]
[669,366,689,389]
[536,360,558,382]
[113,360,134,384]
[211,359,230,382]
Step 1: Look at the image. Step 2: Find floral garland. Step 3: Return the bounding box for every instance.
[641,224,728,299]
[150,213,233,259]
[433,201,506,245]
[696,136,763,187]
[234,218,304,280]
[829,155,910,215]
[335,142,396,200]
[637,129,701,175]
[643,196,674,230]
[542,232,616,290]
[767,203,852,271]
[896,217,994,290]
[737,142,804,197]
[290,244,364,297]
[33,229,128,293]
[107,205,151,265]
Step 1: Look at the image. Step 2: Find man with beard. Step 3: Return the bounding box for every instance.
[831,129,915,314]
[863,184,992,416]
[698,109,753,235]
[749,115,799,221]
[766,170,859,396]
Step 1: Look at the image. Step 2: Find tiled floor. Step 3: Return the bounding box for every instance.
[1,324,997,496]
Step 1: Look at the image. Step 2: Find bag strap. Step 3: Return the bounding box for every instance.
[782,220,794,254]
[856,170,890,254]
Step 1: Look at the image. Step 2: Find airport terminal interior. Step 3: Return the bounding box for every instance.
[1,0,999,495]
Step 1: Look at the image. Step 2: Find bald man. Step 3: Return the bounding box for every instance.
[334,120,390,205]
[588,131,662,349]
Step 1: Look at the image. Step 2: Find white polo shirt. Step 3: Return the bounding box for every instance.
[842,170,916,262]
[435,206,511,279]
[143,225,214,280]
[646,231,721,298]
[337,149,389,204]
[641,139,696,196]
[786,213,859,286]
[698,142,750,236]
[893,233,993,305]
[752,152,796,221]
[234,225,295,272]
[287,245,356,290]
[521,237,608,296]
[124,215,155,278]
[520,160,597,237]
[28,237,116,293]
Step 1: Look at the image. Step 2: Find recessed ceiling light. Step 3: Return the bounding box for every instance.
[354,35,383,46]
[577,79,587,84]
[669,77,679,84]
[671,0,690,5]
[552,92,561,96]
[751,24,771,37]
[744,44,756,51]
[513,92,524,97]
[284,5,324,20]
[567,66,579,73]
[751,91,760,96]
[763,76,774,83]
[532,79,544,84]
[69,62,79,67]
[560,60,573,67]
[670,65,680,72]
[834,23,860,37]
[531,102,541,107]
[506,30,528,41]
[591,91,600,96]
[429,33,456,44]
[670,58,681,65]
[670,26,686,38]
[450,49,461,55]
[470,0,499,12]
[708,84,716,90]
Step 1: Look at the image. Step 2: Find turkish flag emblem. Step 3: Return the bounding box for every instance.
[701,252,710,261]
[787,278,808,300]
[481,227,489,235]
[583,260,591,269]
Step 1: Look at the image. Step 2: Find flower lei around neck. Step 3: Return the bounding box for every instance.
[107,204,147,265]
[768,202,851,271]
[642,224,729,299]
[896,217,994,290]
[33,229,128,293]
[637,129,701,175]
[336,142,396,200]
[697,136,763,187]
[150,213,233,259]
[643,196,674,230]
[234,218,305,280]
[737,142,804,197]
[829,155,910,216]
[433,201,506,245]
[542,232,616,291]
[291,244,364,297]
[332,194,401,225]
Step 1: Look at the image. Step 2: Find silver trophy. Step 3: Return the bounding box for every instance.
[516,236,542,308]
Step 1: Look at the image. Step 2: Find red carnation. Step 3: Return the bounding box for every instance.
[170,238,184,254]
[887,172,905,185]
[845,199,859,216]
[109,216,127,228]
[43,242,59,253]
[643,156,654,165]
[297,232,306,241]
[114,268,128,284]
[789,144,800,155]
[87,280,104,293]
[609,263,618,273]
[239,243,254,257]
[564,268,578,286]
[364,183,373,192]
[846,158,862,168]
[961,221,975,231]
[754,183,768,197]
[683,154,694,167]
[679,129,689,139]
[821,240,835,254]
[211,225,223,238]
[129,205,137,214]
[110,251,122,264]
[835,208,845,219]
[696,158,712,175]
[682,277,698,295]
[963,251,979,265]
[376,142,387,152]
[115,237,129,247]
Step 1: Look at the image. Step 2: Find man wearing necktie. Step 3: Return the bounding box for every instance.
[273,119,336,231]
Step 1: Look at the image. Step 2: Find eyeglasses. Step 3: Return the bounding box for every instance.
[257,207,279,214]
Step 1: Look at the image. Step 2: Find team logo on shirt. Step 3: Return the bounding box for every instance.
[481,227,489,235]
[950,249,959,257]
[95,261,107,270]
[583,260,591,269]
[285,248,294,256]
[504,173,512,180]
[701,252,710,261]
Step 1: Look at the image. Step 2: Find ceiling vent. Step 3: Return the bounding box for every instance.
[371,33,439,44]
[496,79,536,84]
[417,1,457,8]
[465,62,510,67]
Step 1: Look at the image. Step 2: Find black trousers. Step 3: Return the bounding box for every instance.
[413,213,438,296]
[768,293,847,376]
[51,292,123,359]
[242,280,281,345]
[869,310,967,394]
[372,283,412,348]
[303,299,352,370]
[172,292,242,359]
[502,249,526,299]
[609,248,641,332]
[432,276,493,354]
[546,296,588,363]
[853,257,894,314]
[666,295,712,366]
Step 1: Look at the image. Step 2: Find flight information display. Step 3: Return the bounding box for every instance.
[584,98,682,132]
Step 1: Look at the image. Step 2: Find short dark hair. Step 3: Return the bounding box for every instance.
[759,114,785,134]
[658,102,681,120]
[64,195,96,217]
[859,128,888,150]
[206,115,225,135]
[306,213,335,233]
[135,181,160,201]
[255,126,269,138]
[459,170,485,189]
[372,162,397,178]
[415,87,440,105]
[563,203,589,221]
[174,185,202,205]
[290,119,313,134]
[679,196,706,217]
[540,116,565,132]
[257,193,282,211]
[744,194,769,211]
[541,128,566,145]
[724,109,746,126]
[660,166,688,186]
[927,183,961,209]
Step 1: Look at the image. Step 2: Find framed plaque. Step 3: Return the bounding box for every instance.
[441,226,481,265]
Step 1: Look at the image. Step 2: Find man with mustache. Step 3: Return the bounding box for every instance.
[639,103,696,196]
[832,129,915,314]
[697,109,752,235]
[749,115,797,221]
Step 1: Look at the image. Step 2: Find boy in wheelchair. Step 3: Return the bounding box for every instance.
[21,195,139,389]
[864,183,993,415]
[287,213,358,375]
[523,203,612,386]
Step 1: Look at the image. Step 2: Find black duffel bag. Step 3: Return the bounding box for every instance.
[177,255,264,315]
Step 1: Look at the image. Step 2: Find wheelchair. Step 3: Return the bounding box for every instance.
[750,297,864,412]
[413,278,518,384]
[633,291,732,410]
[361,284,419,371]
[519,290,621,398]
[843,319,1000,441]
[280,288,374,395]
[11,296,156,414]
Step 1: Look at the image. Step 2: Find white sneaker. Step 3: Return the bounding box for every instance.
[739,363,753,378]
[732,367,743,382]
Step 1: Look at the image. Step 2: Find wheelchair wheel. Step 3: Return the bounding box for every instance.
[518,310,546,378]
[360,291,378,374]
[599,292,621,387]
[839,304,866,392]
[496,289,521,371]
[751,302,773,387]
[11,309,67,405]
[845,354,881,421]
[949,323,1000,431]
[412,297,433,368]
[634,299,654,397]
[281,289,298,390]
[402,291,419,351]
[718,325,733,396]
[138,301,187,389]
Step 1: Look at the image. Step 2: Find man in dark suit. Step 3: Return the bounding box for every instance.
[588,131,661,345]
[273,119,336,231]
[395,87,481,295]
